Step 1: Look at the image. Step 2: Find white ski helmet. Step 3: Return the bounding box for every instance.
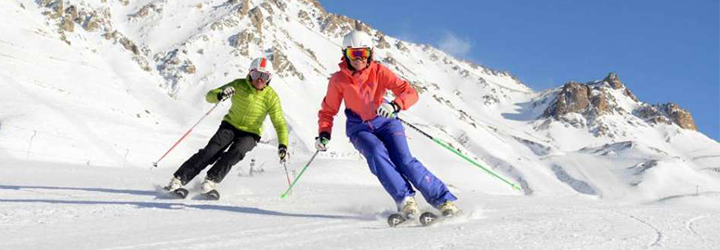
[249,57,273,74]
[342,30,374,49]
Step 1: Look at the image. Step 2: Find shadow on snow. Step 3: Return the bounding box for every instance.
[0,184,158,196]
[0,185,368,221]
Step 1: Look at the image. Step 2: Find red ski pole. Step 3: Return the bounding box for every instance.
[153,103,220,167]
[282,161,293,190]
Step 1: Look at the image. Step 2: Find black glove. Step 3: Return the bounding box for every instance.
[315,132,330,151]
[278,144,289,163]
[217,87,235,101]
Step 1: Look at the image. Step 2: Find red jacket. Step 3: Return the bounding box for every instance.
[318,59,419,135]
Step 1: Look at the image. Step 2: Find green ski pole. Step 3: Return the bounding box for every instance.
[280,150,320,199]
[398,117,522,192]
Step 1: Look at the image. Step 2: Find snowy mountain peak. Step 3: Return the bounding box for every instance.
[539,72,697,138]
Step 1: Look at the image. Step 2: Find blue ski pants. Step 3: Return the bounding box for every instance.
[345,110,457,207]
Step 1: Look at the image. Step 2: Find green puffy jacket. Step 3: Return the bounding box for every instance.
[206,78,289,146]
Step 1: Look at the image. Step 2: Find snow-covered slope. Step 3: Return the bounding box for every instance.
[0,0,720,249]
[1,1,720,248]
[4,0,720,201]
[2,158,719,249]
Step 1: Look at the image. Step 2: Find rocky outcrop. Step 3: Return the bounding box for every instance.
[131,3,159,19]
[37,1,113,45]
[271,47,305,80]
[636,103,697,130]
[543,73,639,120]
[155,49,198,93]
[604,72,624,89]
[260,2,274,15]
[603,73,637,101]
[543,73,698,134]
[636,105,670,124]
[75,9,105,32]
[540,75,630,137]
[233,0,249,17]
[60,15,74,32]
[395,41,409,53]
[268,0,287,12]
[543,81,591,117]
[120,36,139,55]
[229,30,255,56]
[297,10,312,26]
[321,14,356,36]
[662,103,697,130]
[38,0,62,18]
[376,33,391,49]
[249,7,264,31]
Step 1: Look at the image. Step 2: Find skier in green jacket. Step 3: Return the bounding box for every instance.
[165,57,289,197]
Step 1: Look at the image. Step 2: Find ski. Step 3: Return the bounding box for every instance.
[171,188,189,199]
[387,213,409,227]
[204,190,220,200]
[419,210,462,227]
[419,211,439,226]
[166,188,220,200]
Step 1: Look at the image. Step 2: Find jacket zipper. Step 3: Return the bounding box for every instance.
[238,80,257,127]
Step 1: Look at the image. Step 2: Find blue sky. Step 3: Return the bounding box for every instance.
[322,0,720,141]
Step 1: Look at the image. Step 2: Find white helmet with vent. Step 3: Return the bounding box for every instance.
[342,31,374,49]
[249,57,273,74]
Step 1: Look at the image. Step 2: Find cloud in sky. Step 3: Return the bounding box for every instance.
[392,20,420,43]
[437,31,473,59]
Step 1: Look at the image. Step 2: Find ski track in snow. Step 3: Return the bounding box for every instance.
[685,214,720,250]
[687,216,705,238]
[623,213,663,248]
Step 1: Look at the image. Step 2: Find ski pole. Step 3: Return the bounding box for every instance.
[397,117,523,192]
[153,103,220,167]
[280,150,320,199]
[281,161,293,190]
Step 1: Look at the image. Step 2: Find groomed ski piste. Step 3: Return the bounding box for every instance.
[2,0,720,249]
[2,155,720,249]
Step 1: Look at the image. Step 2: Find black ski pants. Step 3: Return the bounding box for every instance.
[173,121,258,184]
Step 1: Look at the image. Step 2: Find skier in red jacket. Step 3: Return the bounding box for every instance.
[315,30,459,218]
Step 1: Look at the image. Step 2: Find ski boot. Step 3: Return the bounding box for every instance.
[164,177,182,191]
[438,200,460,217]
[201,178,220,200]
[418,201,461,226]
[398,196,420,219]
[387,196,420,227]
[165,177,189,198]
